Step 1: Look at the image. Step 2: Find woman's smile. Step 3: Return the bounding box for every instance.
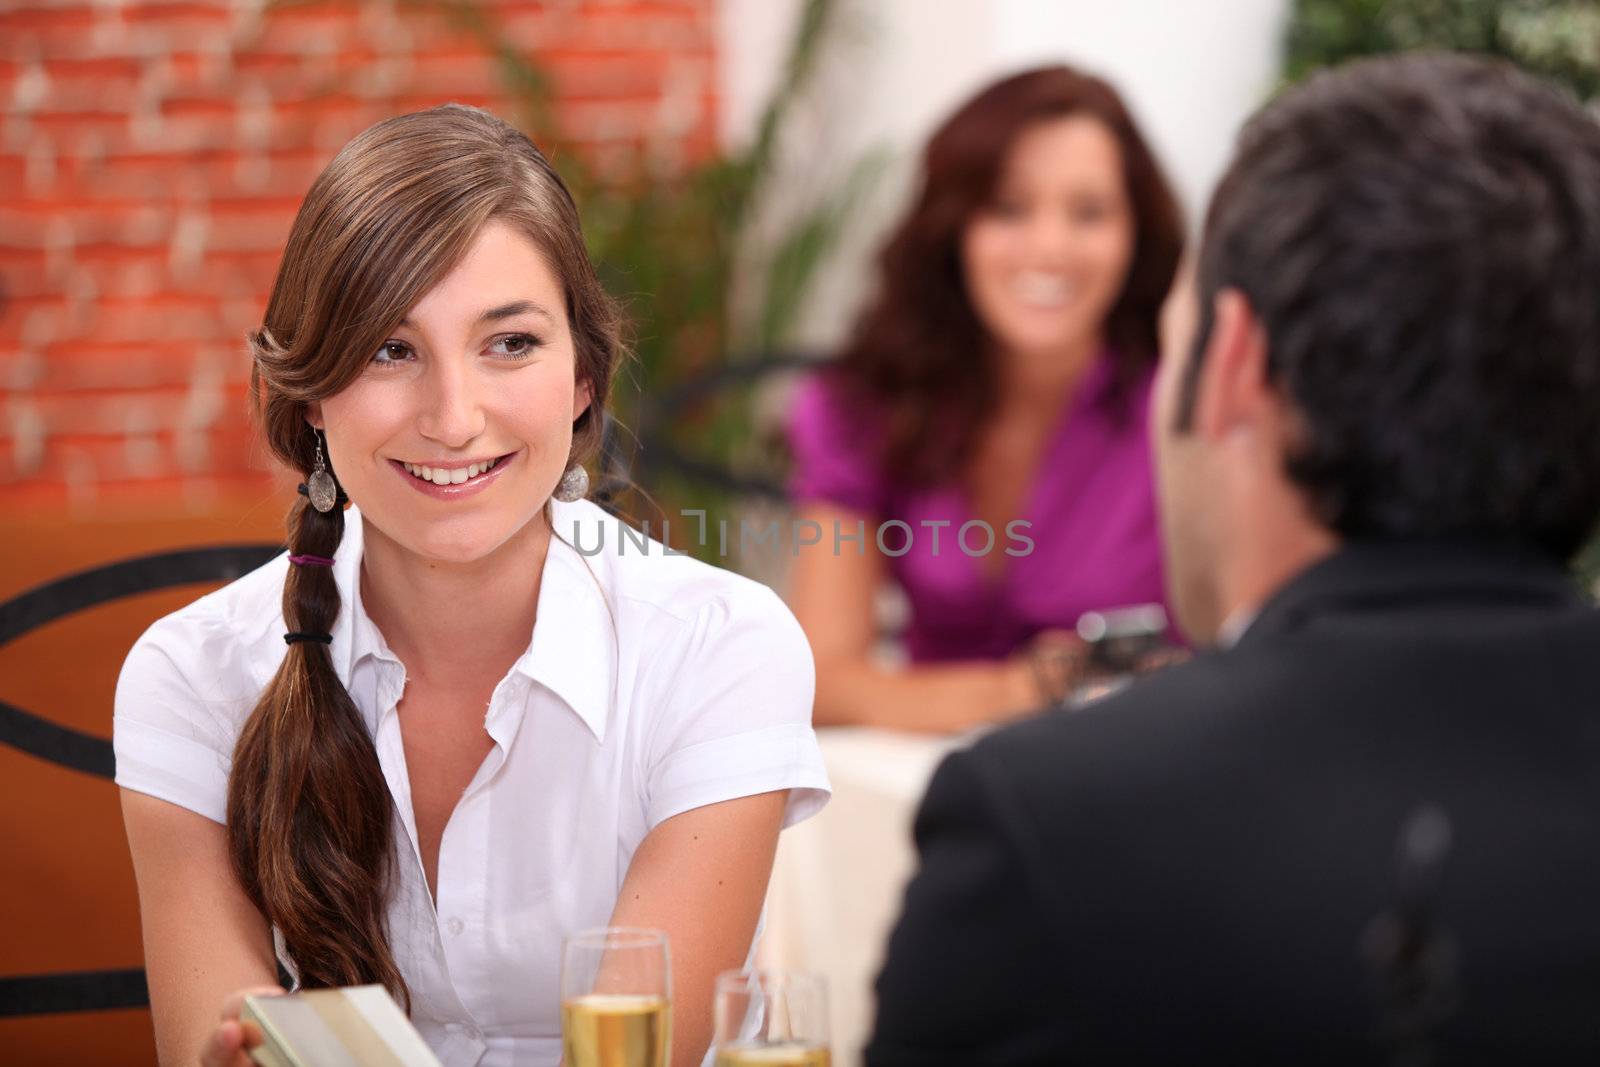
[388,449,520,500]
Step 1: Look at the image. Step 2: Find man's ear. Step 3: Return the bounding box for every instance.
[1191,288,1271,442]
[305,403,324,431]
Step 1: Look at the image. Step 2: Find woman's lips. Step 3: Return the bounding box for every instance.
[389,450,518,500]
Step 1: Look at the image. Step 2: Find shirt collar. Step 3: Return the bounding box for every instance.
[321,510,400,735]
[1215,606,1259,650]
[326,506,368,683]
[1079,345,1119,403]
[327,500,617,743]
[514,498,616,743]
[1077,343,1148,414]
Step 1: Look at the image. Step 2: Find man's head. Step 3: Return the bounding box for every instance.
[1154,53,1600,643]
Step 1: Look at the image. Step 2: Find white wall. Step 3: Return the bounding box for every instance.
[717,0,1290,348]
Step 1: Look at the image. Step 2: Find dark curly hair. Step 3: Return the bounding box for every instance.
[1181,52,1600,561]
[832,64,1184,487]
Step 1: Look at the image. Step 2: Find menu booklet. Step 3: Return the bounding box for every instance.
[243,984,444,1067]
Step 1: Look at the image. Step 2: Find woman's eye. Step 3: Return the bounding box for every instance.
[369,335,541,364]
[1073,202,1111,225]
[372,341,413,365]
[491,333,542,360]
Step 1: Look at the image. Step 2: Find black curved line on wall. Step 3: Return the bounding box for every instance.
[0,969,149,1016]
[653,350,817,412]
[0,699,115,779]
[0,545,280,777]
[0,547,284,1020]
[0,544,283,648]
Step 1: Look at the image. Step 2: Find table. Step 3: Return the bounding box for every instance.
[757,726,978,1067]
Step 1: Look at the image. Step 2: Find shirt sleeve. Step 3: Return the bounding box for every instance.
[786,372,888,517]
[644,581,831,831]
[113,614,245,826]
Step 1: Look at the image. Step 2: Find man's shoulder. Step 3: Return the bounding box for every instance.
[965,649,1277,796]
[954,593,1600,847]
[942,635,1374,869]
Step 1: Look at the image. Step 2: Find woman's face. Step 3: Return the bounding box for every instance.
[961,114,1136,365]
[310,219,591,564]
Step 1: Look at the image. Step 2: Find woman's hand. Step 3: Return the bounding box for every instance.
[201,985,284,1067]
[1010,628,1089,709]
[1015,627,1192,710]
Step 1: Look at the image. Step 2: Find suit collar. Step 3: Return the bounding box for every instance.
[1235,538,1586,649]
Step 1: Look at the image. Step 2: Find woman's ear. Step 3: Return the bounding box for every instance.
[573,378,593,423]
[305,403,324,431]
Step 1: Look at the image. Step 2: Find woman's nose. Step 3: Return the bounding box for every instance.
[1023,210,1075,258]
[417,359,487,447]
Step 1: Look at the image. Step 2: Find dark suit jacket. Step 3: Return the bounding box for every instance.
[866,541,1600,1065]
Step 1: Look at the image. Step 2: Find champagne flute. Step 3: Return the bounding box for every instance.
[561,927,671,1067]
[712,970,830,1067]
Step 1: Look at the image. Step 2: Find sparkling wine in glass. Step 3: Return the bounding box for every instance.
[561,927,671,1067]
[712,970,830,1067]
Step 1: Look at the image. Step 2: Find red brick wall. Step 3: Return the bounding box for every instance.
[0,5,717,1058]
[0,0,719,513]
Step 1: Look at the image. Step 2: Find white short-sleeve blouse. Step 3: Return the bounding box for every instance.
[113,497,830,1067]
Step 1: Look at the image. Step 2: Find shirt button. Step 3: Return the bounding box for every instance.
[446,917,464,936]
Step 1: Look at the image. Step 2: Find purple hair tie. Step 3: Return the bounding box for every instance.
[288,554,336,567]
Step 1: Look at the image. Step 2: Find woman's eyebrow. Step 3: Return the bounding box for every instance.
[399,300,555,328]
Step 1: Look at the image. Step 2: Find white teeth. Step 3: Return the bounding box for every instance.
[1013,271,1073,307]
[401,456,501,484]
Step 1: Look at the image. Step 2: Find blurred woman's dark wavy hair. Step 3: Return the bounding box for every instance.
[833,65,1183,486]
[232,104,623,1008]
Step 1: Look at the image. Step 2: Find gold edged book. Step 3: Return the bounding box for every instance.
[243,985,445,1067]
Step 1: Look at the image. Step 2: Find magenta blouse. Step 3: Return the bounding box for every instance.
[786,349,1168,663]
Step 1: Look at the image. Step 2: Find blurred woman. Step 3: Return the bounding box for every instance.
[787,65,1183,732]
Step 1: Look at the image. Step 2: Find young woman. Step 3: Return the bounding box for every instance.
[787,65,1184,732]
[114,104,829,1067]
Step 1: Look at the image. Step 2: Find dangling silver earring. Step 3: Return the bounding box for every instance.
[307,430,340,513]
[553,462,589,502]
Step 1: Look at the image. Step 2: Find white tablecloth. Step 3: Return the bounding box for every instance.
[757,727,977,1067]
